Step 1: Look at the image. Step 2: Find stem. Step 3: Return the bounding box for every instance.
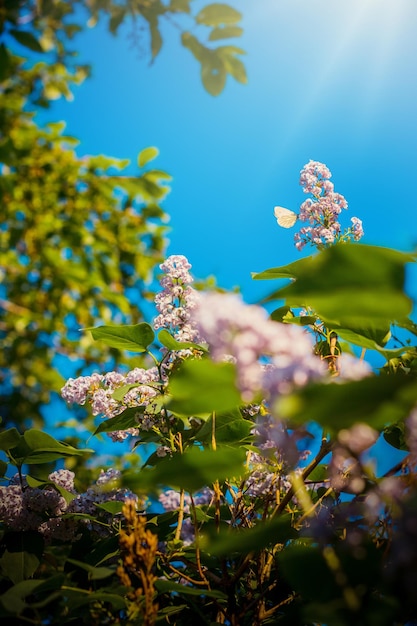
[174,488,185,542]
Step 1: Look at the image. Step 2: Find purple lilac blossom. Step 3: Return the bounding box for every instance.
[292,160,364,251]
[191,292,324,401]
[153,254,202,343]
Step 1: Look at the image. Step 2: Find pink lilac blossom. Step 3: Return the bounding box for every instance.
[61,365,166,442]
[191,292,325,401]
[153,254,202,343]
[292,160,364,251]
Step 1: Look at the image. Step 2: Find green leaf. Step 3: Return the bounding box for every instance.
[205,514,298,556]
[0,531,44,584]
[196,3,242,26]
[9,429,92,464]
[66,559,115,580]
[0,427,22,451]
[201,58,227,96]
[155,578,227,599]
[138,146,159,168]
[86,323,155,352]
[196,409,253,445]
[209,25,244,41]
[95,501,125,515]
[158,329,207,353]
[93,407,143,435]
[0,579,46,614]
[276,374,417,434]
[123,446,246,492]
[383,421,408,451]
[0,43,11,81]
[258,244,414,327]
[168,359,241,415]
[252,255,314,281]
[9,29,44,53]
[0,459,7,477]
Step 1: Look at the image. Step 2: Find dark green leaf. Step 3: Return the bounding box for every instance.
[155,578,227,598]
[0,580,45,613]
[0,531,44,584]
[9,29,44,52]
[66,559,115,580]
[0,427,22,451]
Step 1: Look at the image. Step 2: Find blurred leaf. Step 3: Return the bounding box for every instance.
[257,244,414,326]
[86,323,155,352]
[196,4,242,26]
[0,531,44,584]
[209,25,244,41]
[155,578,227,598]
[124,446,246,492]
[383,421,408,451]
[138,146,159,167]
[276,374,417,434]
[168,359,241,415]
[205,514,298,556]
[9,29,44,52]
[196,409,253,445]
[66,559,115,580]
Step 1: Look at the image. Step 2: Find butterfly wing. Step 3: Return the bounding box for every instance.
[274,206,298,228]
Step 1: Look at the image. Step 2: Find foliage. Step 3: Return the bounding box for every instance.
[0,0,245,429]
[1,225,417,624]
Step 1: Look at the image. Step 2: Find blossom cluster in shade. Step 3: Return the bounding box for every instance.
[294,160,364,251]
[0,468,136,541]
[190,292,325,401]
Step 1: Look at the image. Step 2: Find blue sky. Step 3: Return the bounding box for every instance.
[37,0,417,309]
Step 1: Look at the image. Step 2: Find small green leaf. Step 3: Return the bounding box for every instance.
[9,29,44,53]
[155,578,227,598]
[196,3,242,26]
[66,559,115,580]
[0,427,22,451]
[158,329,207,353]
[138,146,159,168]
[86,323,155,352]
[94,407,143,435]
[209,25,244,41]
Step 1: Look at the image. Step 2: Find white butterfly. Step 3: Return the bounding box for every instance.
[274,206,298,228]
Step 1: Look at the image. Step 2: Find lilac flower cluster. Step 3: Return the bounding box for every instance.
[329,422,378,493]
[191,292,325,401]
[0,468,137,542]
[61,366,164,442]
[153,254,202,343]
[294,160,364,251]
[159,487,213,544]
